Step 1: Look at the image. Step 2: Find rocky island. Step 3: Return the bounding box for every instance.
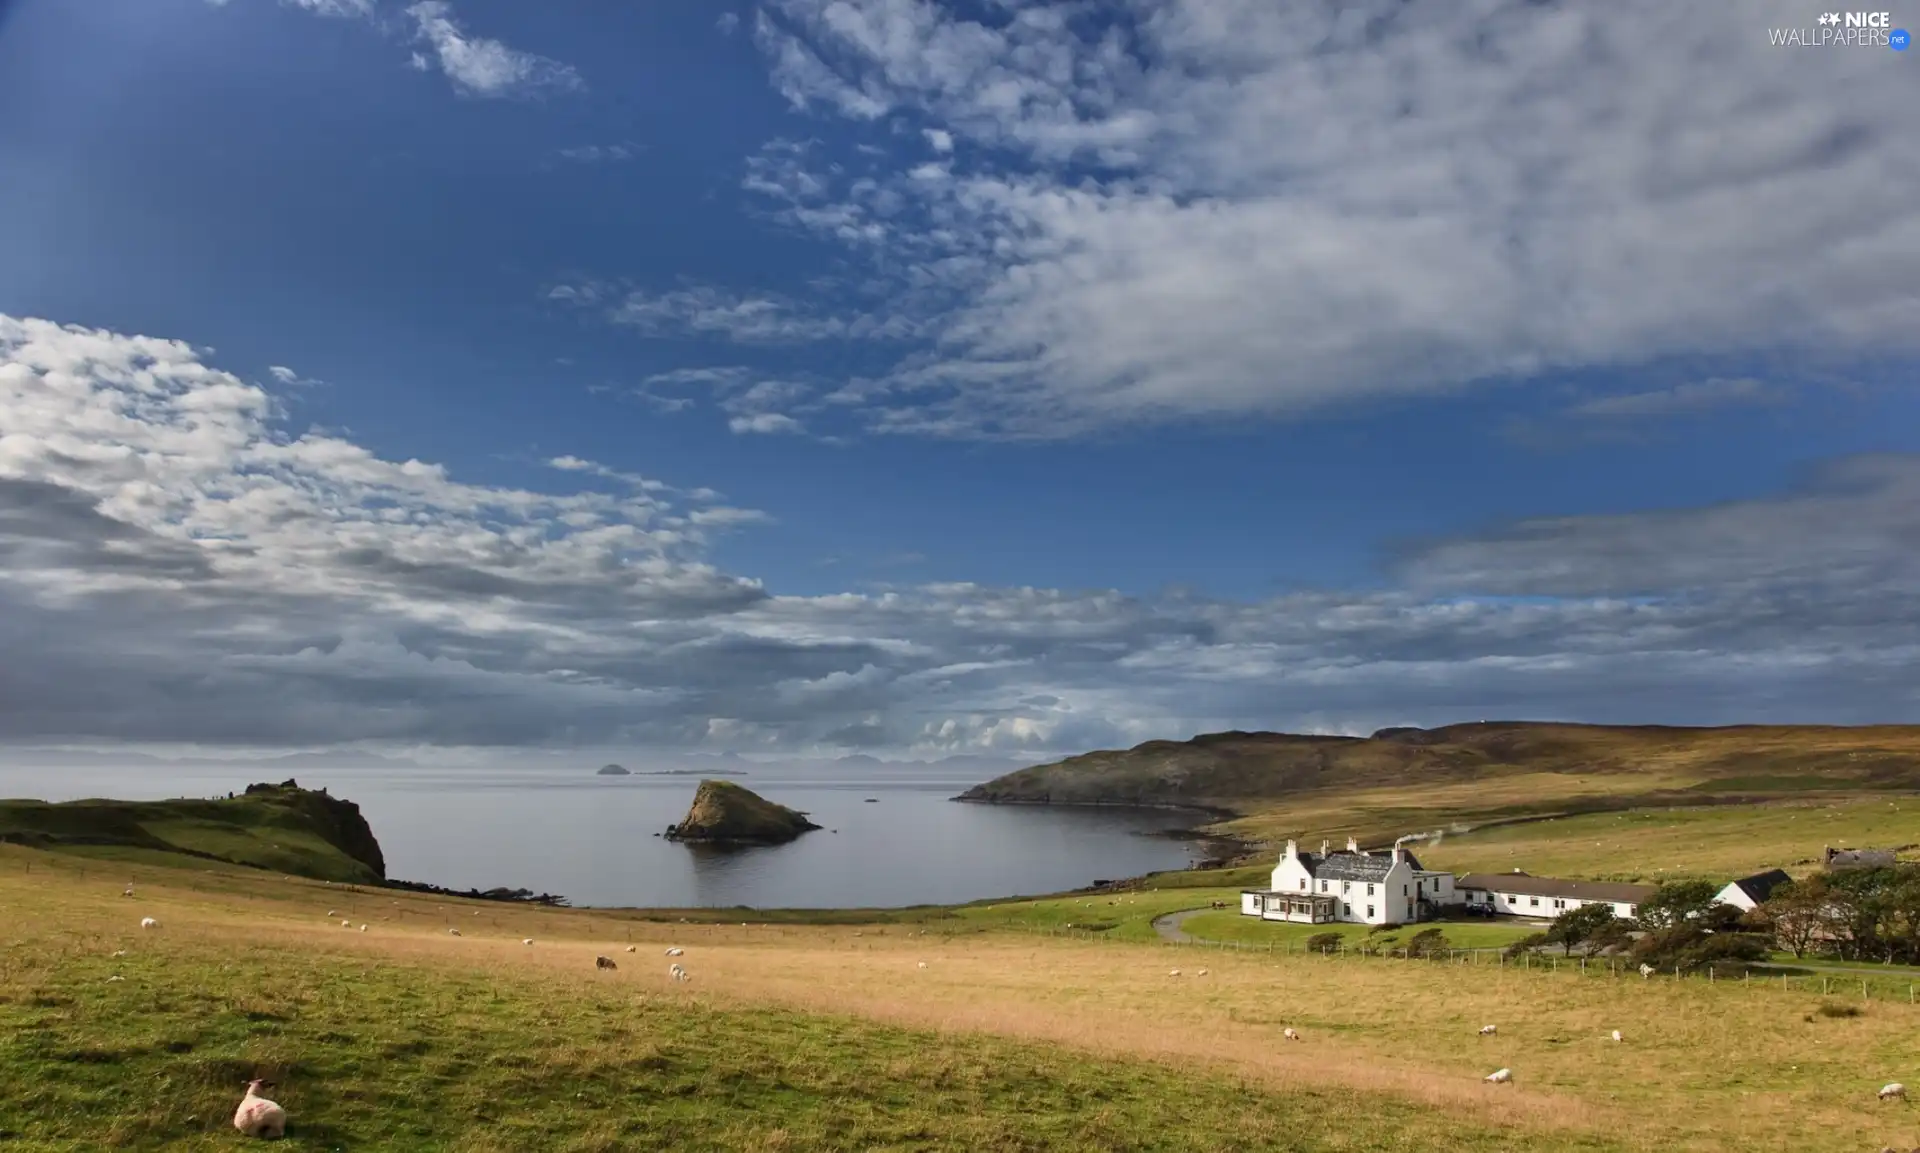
[596,763,632,776]
[664,779,820,846]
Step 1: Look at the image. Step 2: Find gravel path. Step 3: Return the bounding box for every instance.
[1151,908,1211,943]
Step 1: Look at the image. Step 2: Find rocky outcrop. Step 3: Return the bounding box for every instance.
[243,779,387,879]
[596,763,632,776]
[664,780,819,846]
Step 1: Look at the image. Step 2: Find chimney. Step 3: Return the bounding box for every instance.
[1284,839,1297,861]
[1391,846,1404,865]
[1346,836,1360,854]
[1320,839,1330,857]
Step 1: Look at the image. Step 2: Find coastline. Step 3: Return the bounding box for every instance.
[948,793,1263,867]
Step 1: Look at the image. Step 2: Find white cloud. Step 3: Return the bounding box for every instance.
[1566,378,1788,419]
[285,0,375,16]
[727,412,807,435]
[406,1,583,99]
[7,313,1920,754]
[737,0,1920,438]
[716,12,741,37]
[923,128,953,153]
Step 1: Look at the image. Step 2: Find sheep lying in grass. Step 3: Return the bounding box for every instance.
[327,910,337,918]
[140,917,158,930]
[1485,1068,1512,1084]
[523,938,535,946]
[1880,1082,1906,1101]
[596,956,618,970]
[1167,968,1181,977]
[112,950,127,958]
[233,1079,287,1139]
[123,887,134,898]
[664,947,684,957]
[1479,1025,1497,1036]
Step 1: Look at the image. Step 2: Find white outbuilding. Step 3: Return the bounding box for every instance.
[1713,869,1794,913]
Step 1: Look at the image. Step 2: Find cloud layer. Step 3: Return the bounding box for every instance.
[633,0,1920,439]
[4,314,1919,755]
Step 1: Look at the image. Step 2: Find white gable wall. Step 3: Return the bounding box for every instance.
[1714,881,1759,912]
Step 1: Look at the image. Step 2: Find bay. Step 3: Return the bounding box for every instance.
[0,762,1208,908]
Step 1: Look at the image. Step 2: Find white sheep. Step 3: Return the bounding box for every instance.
[523,938,534,946]
[1196,968,1208,976]
[1485,1068,1512,1084]
[358,925,367,932]
[448,928,461,937]
[669,963,688,981]
[1168,968,1181,977]
[1638,963,1656,979]
[140,917,158,930]
[123,887,134,898]
[1479,1025,1498,1036]
[233,1079,287,1139]
[340,920,351,928]
[1879,1082,1906,1101]
[326,910,337,918]
[917,961,928,969]
[107,975,124,983]
[111,950,127,958]
[1610,1029,1622,1043]
[625,946,637,953]
[664,947,684,957]
[1282,1028,1300,1041]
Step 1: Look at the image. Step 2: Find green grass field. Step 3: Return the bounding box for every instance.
[1171,912,1538,951]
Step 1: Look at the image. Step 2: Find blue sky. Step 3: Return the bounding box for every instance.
[0,0,1916,760]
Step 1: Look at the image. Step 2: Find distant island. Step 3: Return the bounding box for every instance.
[596,763,631,776]
[664,779,820,846]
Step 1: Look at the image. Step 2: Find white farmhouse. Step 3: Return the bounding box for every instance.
[1454,871,1656,920]
[1713,868,1793,912]
[1240,838,1455,926]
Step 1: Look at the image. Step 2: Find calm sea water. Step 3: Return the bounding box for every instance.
[0,763,1207,908]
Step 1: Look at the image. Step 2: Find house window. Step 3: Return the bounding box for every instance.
[1299,879,1307,890]
[1529,897,1540,907]
[1343,903,1352,917]
[1343,881,1351,894]
[1403,884,1410,896]
[1553,899,1564,910]
[1407,902,1414,918]
[1320,880,1328,892]
[1366,905,1375,919]
[1366,884,1375,896]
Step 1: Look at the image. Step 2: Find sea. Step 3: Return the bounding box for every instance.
[0,761,1212,909]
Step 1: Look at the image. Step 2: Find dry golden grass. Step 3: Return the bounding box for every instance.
[8,845,1916,1152]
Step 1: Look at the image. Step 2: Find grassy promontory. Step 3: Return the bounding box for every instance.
[958,722,1920,882]
[0,779,384,884]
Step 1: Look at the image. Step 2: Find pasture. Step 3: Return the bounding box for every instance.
[2,845,1917,1151]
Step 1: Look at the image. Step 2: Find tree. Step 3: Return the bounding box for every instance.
[1757,876,1833,959]
[1544,902,1616,955]
[1634,879,1721,932]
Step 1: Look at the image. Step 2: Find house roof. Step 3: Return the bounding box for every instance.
[1724,868,1794,904]
[1824,846,1896,869]
[1455,872,1658,904]
[1297,849,1423,883]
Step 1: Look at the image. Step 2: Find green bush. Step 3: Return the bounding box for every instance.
[1305,932,1343,954]
[1404,927,1451,959]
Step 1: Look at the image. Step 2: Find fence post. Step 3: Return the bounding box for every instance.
[1823,977,1830,996]
[1862,980,1869,1001]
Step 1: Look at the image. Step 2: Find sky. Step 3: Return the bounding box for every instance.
[0,0,1916,763]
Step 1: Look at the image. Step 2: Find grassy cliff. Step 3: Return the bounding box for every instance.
[0,779,384,884]
[665,779,821,845]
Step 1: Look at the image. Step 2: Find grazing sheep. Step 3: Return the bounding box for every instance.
[1168,968,1181,977]
[340,920,351,928]
[1479,1025,1498,1036]
[523,938,534,946]
[665,947,684,957]
[917,961,928,969]
[107,975,124,983]
[233,1079,287,1139]
[123,887,134,898]
[1282,1028,1300,1041]
[1196,968,1208,976]
[1610,1030,1622,1043]
[668,963,688,981]
[1485,1068,1512,1084]
[595,956,618,970]
[448,928,461,937]
[1880,1082,1906,1101]
[326,910,337,918]
[358,925,367,932]
[625,946,636,953]
[1638,963,1656,979]
[140,917,158,930]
